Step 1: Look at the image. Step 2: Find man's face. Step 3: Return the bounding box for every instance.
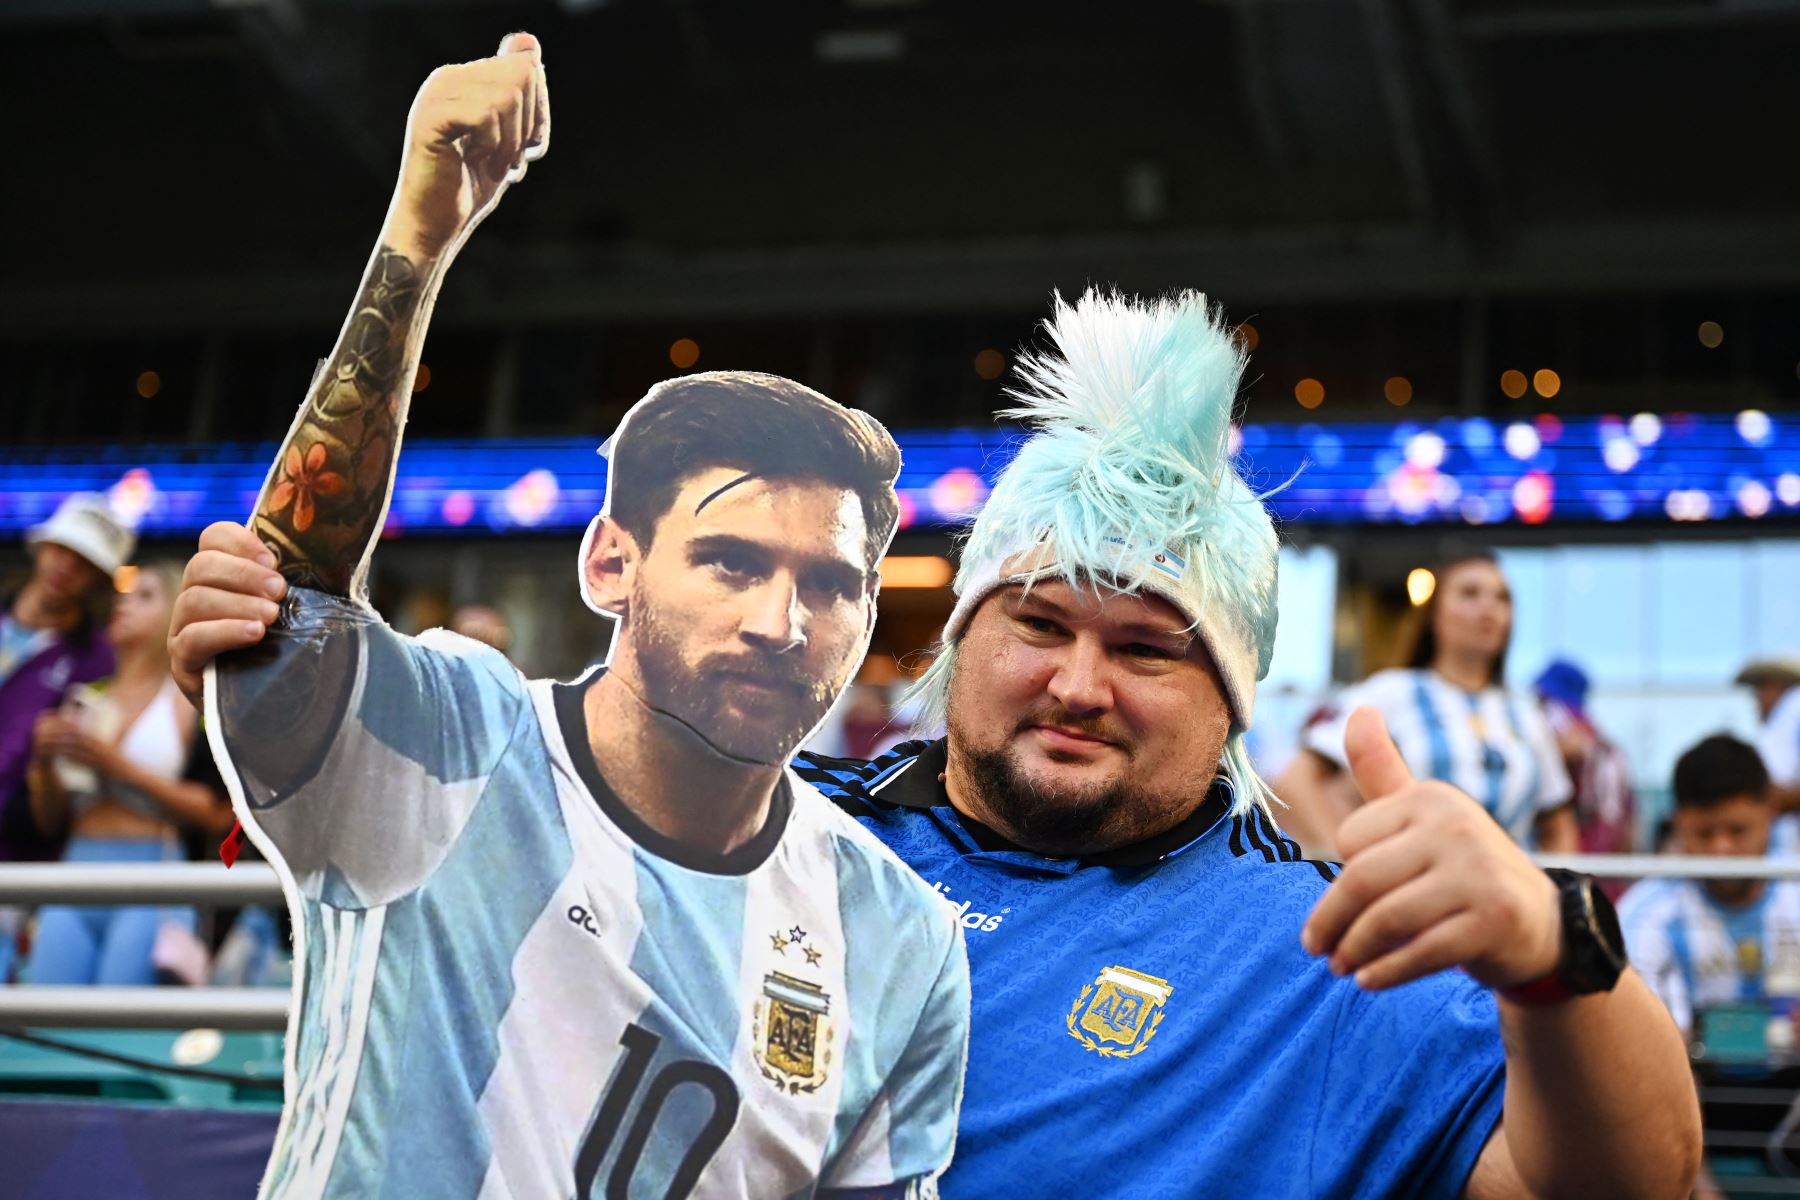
[1674,793,1772,905]
[945,579,1232,856]
[32,542,108,609]
[617,467,874,765]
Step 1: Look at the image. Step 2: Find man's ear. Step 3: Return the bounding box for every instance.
[582,516,640,619]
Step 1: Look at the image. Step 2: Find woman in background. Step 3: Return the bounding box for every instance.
[1276,549,1578,858]
[25,561,231,985]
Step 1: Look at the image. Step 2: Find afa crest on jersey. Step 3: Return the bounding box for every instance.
[755,971,834,1093]
[1067,965,1173,1058]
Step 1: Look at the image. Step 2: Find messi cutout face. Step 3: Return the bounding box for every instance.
[947,579,1231,856]
[588,466,876,766]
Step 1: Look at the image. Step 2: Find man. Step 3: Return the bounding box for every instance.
[173,87,1701,1200]
[176,34,966,1199]
[1737,659,1800,813]
[794,291,1697,1197]
[0,492,133,979]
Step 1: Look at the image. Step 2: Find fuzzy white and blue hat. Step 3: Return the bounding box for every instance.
[911,288,1281,813]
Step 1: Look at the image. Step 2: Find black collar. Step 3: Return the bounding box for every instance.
[873,738,1232,868]
[552,673,792,876]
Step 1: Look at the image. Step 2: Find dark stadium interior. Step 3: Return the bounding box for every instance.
[7,0,1800,446]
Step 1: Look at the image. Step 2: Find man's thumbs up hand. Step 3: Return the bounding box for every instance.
[1344,706,1416,806]
[1300,707,1562,993]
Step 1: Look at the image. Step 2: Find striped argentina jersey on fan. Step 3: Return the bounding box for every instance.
[206,589,969,1199]
[1306,668,1572,846]
[1619,876,1800,1033]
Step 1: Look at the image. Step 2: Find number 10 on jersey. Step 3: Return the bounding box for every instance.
[574,1023,741,1199]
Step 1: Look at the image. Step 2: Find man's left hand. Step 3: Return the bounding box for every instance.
[1300,707,1562,992]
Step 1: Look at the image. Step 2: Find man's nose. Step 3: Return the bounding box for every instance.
[1045,636,1112,715]
[739,575,807,654]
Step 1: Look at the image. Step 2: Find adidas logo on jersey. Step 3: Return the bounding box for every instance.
[930,882,1007,933]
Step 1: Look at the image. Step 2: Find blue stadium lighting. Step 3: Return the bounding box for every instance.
[1,412,1795,540]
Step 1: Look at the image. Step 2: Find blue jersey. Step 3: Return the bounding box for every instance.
[208,590,968,1199]
[795,739,1507,1199]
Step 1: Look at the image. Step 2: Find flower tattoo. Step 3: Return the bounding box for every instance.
[271,442,349,534]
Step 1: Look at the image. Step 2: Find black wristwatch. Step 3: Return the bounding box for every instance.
[1503,868,1628,1006]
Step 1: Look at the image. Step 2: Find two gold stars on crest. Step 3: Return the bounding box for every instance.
[771,925,823,966]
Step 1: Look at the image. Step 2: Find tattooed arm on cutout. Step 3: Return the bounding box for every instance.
[167,33,549,710]
[256,31,549,599]
[168,36,549,827]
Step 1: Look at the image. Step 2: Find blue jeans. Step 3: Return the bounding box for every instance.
[28,837,197,986]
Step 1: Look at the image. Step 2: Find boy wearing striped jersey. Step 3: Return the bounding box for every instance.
[175,32,966,1199]
[1621,735,1800,1036]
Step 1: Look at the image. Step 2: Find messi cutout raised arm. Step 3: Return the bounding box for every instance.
[198,32,966,1200]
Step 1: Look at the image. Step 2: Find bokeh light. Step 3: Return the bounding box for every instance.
[669,338,701,370]
[1697,321,1724,349]
[1602,437,1641,473]
[1512,471,1553,524]
[442,491,475,527]
[1236,323,1260,353]
[1404,431,1447,470]
[974,348,1006,380]
[1665,490,1713,521]
[1499,370,1528,400]
[1384,376,1412,407]
[1629,412,1662,446]
[879,556,954,588]
[929,468,988,519]
[1532,369,1561,399]
[1737,480,1773,519]
[1737,409,1773,445]
[1777,473,1800,507]
[1294,378,1325,409]
[1503,422,1541,461]
[503,469,561,526]
[135,371,160,399]
[1406,568,1436,607]
[106,468,156,529]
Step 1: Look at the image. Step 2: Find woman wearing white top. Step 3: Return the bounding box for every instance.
[25,562,232,984]
[1277,550,1577,858]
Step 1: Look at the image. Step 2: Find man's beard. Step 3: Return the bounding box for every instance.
[629,583,834,765]
[957,741,1144,856]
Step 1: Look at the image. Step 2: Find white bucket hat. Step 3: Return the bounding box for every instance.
[27,493,136,577]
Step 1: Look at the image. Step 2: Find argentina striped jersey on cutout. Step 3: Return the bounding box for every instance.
[207,589,969,1199]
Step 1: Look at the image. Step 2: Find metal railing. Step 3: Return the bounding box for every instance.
[2,854,1800,1032]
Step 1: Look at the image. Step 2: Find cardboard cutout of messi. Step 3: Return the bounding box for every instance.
[200,31,968,1200]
